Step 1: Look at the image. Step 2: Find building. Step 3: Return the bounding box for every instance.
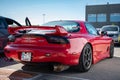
[86,3,120,28]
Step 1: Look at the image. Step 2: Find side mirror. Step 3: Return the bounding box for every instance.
[100,31,107,36]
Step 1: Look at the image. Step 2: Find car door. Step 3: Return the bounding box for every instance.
[84,23,110,58]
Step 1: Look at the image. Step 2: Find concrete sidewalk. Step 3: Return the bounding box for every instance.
[0,68,38,80]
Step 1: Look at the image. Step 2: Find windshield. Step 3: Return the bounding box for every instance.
[102,26,118,31]
[42,21,80,32]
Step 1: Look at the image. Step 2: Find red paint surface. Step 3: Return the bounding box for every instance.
[5,21,112,66]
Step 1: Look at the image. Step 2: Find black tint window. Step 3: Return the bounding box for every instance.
[102,27,118,31]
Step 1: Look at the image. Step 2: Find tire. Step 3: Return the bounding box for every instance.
[109,42,114,58]
[77,44,92,72]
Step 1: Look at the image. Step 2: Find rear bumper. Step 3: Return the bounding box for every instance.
[4,45,80,66]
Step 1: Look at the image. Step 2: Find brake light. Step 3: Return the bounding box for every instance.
[8,34,22,42]
[46,36,69,44]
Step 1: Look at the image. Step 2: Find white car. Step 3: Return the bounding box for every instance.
[101,25,120,43]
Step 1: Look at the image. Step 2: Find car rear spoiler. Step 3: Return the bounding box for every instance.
[8,25,68,36]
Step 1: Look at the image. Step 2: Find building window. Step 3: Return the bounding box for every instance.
[110,13,120,22]
[97,14,106,22]
[88,14,96,22]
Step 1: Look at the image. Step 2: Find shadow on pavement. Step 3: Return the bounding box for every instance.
[22,64,56,73]
[22,64,82,74]
[9,70,38,80]
[21,57,120,74]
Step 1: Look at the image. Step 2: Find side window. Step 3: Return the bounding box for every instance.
[62,22,80,32]
[0,19,6,29]
[85,23,98,35]
[42,21,80,33]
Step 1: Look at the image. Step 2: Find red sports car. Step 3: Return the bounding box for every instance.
[4,20,114,72]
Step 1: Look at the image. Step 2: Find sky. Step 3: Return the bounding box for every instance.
[0,0,120,25]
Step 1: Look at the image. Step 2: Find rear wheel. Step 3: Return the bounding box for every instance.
[109,41,114,58]
[77,44,92,72]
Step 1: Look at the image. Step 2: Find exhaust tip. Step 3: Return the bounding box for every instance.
[53,64,69,72]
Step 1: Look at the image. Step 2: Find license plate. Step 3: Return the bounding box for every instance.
[21,52,32,61]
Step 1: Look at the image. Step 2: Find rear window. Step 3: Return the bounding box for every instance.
[102,26,118,31]
[42,21,80,32]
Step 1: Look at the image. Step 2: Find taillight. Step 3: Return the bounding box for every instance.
[46,36,69,44]
[8,35,16,42]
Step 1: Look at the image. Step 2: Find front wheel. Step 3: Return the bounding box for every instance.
[76,44,92,72]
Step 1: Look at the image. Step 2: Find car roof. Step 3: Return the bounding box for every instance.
[102,25,119,28]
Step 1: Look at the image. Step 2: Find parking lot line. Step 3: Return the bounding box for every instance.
[29,73,90,80]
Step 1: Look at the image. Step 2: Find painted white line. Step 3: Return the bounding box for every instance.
[28,73,90,80]
[0,68,16,71]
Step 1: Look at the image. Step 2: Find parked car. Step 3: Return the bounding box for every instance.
[4,20,114,72]
[101,25,120,44]
[0,16,22,53]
